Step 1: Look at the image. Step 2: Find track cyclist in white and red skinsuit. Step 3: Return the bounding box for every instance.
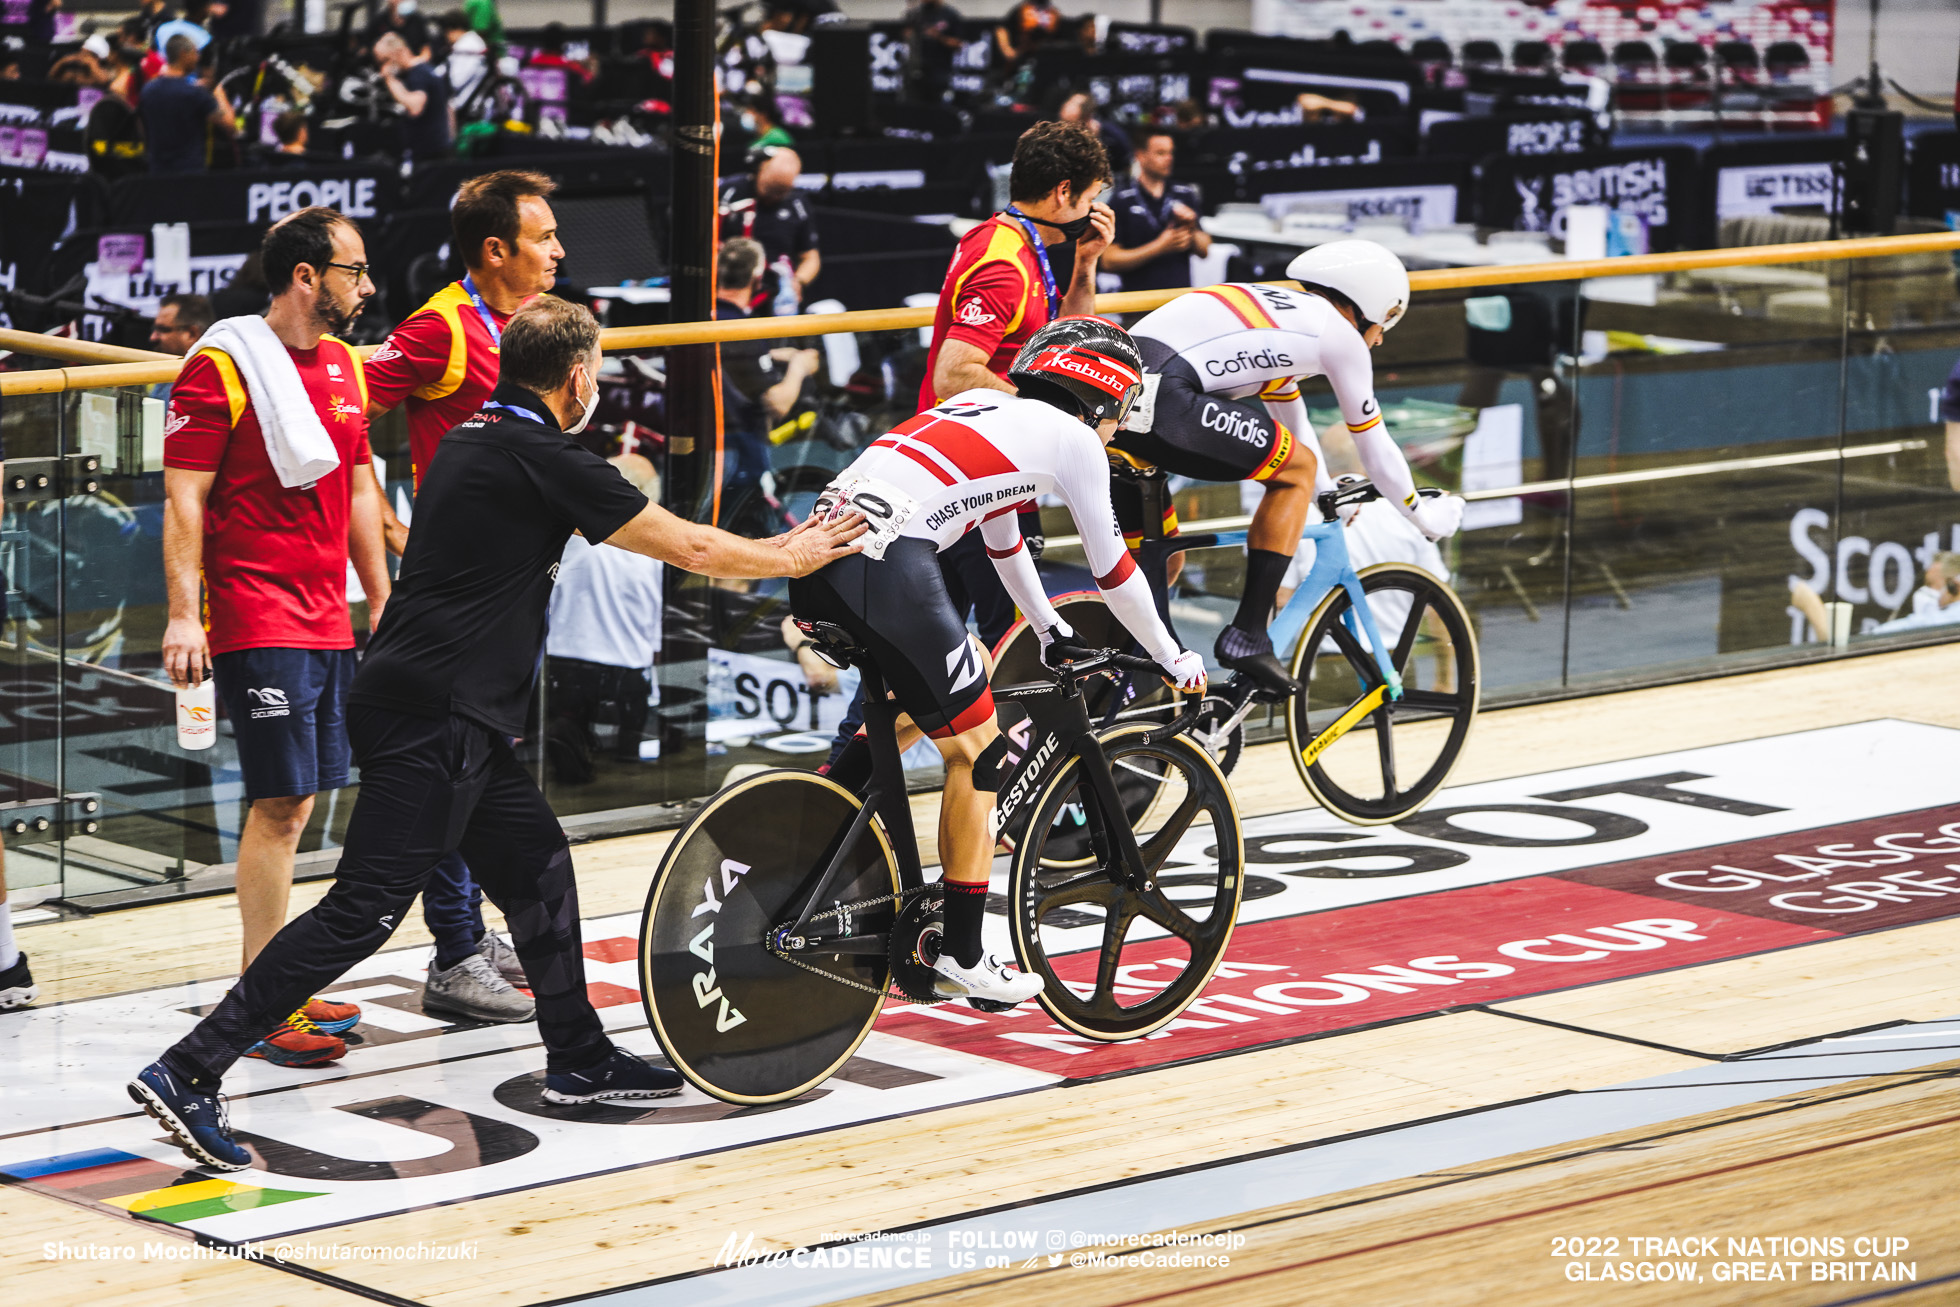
[790,316,1206,1007]
[1111,240,1467,694]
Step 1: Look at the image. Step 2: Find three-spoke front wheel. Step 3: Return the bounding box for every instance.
[1286,563,1479,824]
[1008,726,1243,1041]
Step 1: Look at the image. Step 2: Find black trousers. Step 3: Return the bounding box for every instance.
[163,705,610,1084]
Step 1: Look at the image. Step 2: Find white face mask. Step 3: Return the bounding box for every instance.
[565,363,599,435]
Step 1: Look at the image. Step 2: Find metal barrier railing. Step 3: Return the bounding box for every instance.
[4,230,1957,396]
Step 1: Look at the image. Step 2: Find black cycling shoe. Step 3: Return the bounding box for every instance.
[1214,626,1301,698]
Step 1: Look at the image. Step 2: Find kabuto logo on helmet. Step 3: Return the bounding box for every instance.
[1027,346,1136,397]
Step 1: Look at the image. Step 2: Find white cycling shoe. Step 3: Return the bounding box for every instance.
[932,951,1045,1005]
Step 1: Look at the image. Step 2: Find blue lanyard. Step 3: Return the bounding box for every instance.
[1003,207,1060,320]
[481,399,545,425]
[461,275,503,348]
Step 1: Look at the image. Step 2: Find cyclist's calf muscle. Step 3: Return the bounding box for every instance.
[934,715,1003,888]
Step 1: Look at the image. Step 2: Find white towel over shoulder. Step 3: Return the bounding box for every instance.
[196,315,342,489]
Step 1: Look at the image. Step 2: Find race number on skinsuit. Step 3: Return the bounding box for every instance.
[815,475,920,561]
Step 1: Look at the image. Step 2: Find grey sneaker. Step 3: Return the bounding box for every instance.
[476,930,528,987]
[423,951,536,1023]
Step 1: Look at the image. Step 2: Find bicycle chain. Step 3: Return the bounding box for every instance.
[766,890,913,999]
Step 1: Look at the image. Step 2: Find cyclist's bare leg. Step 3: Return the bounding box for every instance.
[1247,445,1321,559]
[1220,443,1321,692]
[932,713,1003,970]
[933,715,1003,888]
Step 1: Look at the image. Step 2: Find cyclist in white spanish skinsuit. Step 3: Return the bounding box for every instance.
[791,316,1205,1008]
[1111,240,1466,693]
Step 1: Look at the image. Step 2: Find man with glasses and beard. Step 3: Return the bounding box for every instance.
[159,206,393,1071]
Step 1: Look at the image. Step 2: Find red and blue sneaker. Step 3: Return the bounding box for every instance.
[300,994,361,1035]
[242,1008,345,1068]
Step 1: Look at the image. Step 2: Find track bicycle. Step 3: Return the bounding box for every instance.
[995,475,1480,824]
[638,637,1244,1105]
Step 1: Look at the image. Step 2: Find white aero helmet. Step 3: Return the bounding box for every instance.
[1285,240,1411,334]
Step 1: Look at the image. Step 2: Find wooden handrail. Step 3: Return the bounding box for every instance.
[5,229,1956,396]
[0,329,175,366]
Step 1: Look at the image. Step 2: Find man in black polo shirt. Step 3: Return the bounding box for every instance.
[717,147,821,313]
[1102,128,1209,294]
[130,297,865,1171]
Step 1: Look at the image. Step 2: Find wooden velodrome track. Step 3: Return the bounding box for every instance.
[5,644,1959,1307]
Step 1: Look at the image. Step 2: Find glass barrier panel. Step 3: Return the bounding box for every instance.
[56,384,364,908]
[0,389,71,905]
[1565,257,1851,686]
[1835,246,1960,651]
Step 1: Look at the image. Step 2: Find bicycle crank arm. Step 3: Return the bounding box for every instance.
[770,926,892,956]
[1299,684,1391,769]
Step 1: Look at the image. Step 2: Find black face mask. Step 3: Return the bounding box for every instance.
[1019,208,1096,241]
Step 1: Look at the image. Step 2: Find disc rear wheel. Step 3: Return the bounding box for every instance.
[640,771,899,1104]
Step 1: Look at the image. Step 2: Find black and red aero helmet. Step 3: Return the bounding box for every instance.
[1008,315,1144,427]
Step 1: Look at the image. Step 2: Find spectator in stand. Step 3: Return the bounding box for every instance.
[544,454,665,784]
[716,237,821,536]
[1791,553,1960,639]
[135,0,172,41]
[139,33,237,175]
[440,11,491,108]
[269,109,312,161]
[526,22,593,84]
[376,27,453,163]
[996,0,1062,68]
[161,207,391,1067]
[904,0,964,101]
[717,147,821,315]
[1103,128,1209,293]
[153,0,226,57]
[151,293,214,359]
[736,94,794,151]
[463,0,505,51]
[921,119,1112,406]
[89,46,149,176]
[1295,91,1360,121]
[50,51,108,87]
[0,54,20,82]
[1056,88,1131,176]
[362,170,565,1021]
[117,17,166,88]
[148,292,213,405]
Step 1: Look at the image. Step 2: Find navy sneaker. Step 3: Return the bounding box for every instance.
[542,1047,684,1104]
[128,1061,251,1172]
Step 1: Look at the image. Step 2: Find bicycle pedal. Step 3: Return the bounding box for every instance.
[965,996,1018,1014]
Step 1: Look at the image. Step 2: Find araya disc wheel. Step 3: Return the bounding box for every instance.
[640,771,899,1105]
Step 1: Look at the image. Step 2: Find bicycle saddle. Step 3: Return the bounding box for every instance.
[791,619,861,670]
[1106,448,1164,480]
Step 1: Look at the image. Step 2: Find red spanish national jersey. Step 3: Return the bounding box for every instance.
[165,337,373,655]
[918,214,1056,410]
[362,280,514,484]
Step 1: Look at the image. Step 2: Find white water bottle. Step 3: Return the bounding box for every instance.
[176,678,217,751]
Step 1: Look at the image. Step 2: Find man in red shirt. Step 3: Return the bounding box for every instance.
[921,119,1113,408]
[163,207,394,1069]
[362,169,564,1023]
